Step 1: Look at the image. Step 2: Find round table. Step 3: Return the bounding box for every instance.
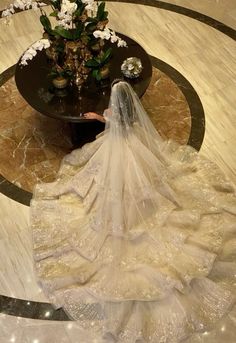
[15,34,152,146]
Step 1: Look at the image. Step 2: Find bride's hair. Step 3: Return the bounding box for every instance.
[110,81,136,128]
[111,78,124,87]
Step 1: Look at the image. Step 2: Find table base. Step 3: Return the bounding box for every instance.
[70,122,105,148]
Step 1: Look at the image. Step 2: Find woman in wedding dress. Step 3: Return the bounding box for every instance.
[31,81,236,343]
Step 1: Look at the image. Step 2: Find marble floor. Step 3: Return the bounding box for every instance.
[0,0,236,342]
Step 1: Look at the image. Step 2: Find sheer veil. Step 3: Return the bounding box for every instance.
[31,81,236,343]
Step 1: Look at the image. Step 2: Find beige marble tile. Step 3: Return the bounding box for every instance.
[0,7,53,72]
[0,193,47,301]
[0,0,13,10]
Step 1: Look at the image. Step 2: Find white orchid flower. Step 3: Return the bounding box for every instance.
[31,2,41,10]
[58,19,71,29]
[20,39,50,66]
[81,0,95,4]
[81,0,97,17]
[110,31,118,43]
[2,0,45,18]
[20,59,28,65]
[32,39,50,50]
[117,40,127,48]
[103,28,111,40]
[13,0,26,9]
[57,0,78,29]
[23,53,34,60]
[85,3,95,11]
[93,27,127,48]
[1,9,13,17]
[93,30,105,39]
[93,28,111,41]
[57,12,73,28]
[27,47,37,56]
[61,0,77,15]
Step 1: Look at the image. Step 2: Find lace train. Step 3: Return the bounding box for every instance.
[31,131,236,342]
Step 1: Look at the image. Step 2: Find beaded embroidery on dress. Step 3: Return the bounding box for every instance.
[31,82,236,343]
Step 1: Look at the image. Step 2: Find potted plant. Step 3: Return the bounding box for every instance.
[49,65,73,88]
[2,0,127,87]
[85,47,112,81]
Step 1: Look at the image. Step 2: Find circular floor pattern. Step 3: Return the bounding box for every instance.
[0,56,205,206]
[1,0,226,321]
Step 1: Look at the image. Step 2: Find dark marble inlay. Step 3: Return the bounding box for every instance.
[150,57,205,150]
[0,67,30,204]
[0,175,31,205]
[0,294,70,321]
[0,66,32,205]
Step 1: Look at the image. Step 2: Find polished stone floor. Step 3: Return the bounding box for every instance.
[0,1,236,342]
[0,67,193,195]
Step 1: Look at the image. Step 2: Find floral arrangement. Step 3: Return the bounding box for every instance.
[2,0,127,85]
[121,57,143,78]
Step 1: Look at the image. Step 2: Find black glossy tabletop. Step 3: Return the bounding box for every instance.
[15,34,152,123]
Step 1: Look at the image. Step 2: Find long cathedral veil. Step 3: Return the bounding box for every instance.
[31,81,236,342]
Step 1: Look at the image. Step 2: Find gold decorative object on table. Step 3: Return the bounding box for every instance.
[121,57,143,78]
[2,0,127,88]
[52,76,69,89]
[100,64,110,79]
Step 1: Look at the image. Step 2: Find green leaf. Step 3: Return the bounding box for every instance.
[54,26,74,39]
[95,57,101,64]
[92,69,98,78]
[102,47,112,63]
[40,15,52,34]
[85,22,97,33]
[97,2,106,21]
[49,11,58,17]
[101,11,109,20]
[86,17,98,23]
[92,69,102,81]
[74,4,86,18]
[96,70,102,81]
[53,26,82,40]
[86,59,100,68]
[51,0,61,10]
[75,21,83,31]
[88,38,98,47]
[72,27,83,40]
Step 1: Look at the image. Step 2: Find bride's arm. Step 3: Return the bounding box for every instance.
[84,112,106,123]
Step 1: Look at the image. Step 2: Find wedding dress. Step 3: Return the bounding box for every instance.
[31,81,236,343]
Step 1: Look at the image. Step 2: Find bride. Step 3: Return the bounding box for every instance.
[31,81,236,343]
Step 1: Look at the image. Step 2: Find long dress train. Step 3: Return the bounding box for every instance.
[31,82,236,343]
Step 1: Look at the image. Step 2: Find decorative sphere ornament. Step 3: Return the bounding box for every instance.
[121,57,143,78]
